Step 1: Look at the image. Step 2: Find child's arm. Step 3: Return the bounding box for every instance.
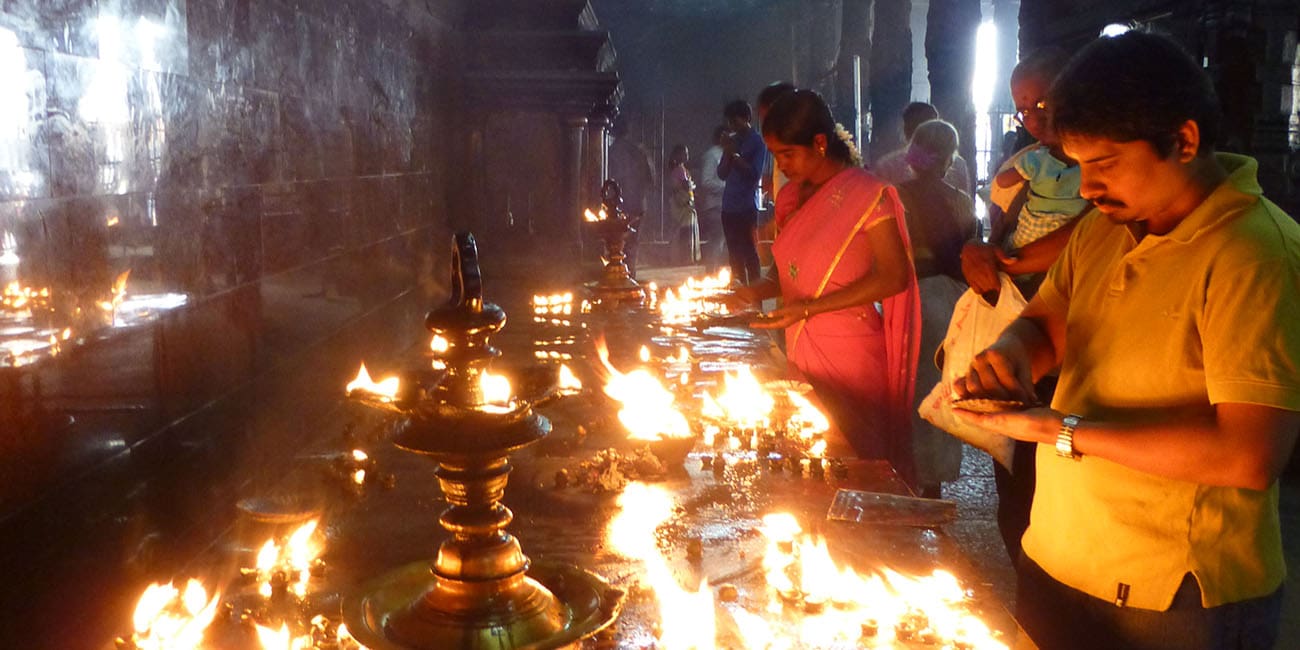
[994,165,1027,188]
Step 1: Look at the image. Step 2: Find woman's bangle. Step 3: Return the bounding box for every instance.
[801,302,812,320]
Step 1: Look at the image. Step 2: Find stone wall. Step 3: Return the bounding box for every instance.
[0,0,465,645]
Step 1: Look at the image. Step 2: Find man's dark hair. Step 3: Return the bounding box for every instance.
[901,102,940,140]
[723,99,752,121]
[757,81,796,113]
[1048,31,1221,157]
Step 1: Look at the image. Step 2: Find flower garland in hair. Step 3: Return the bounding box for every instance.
[833,122,864,167]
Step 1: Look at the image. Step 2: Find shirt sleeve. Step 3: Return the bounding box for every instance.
[738,132,766,184]
[1203,232,1300,410]
[1013,148,1042,181]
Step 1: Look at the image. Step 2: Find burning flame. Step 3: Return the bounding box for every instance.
[786,389,830,437]
[346,363,399,401]
[595,339,691,440]
[609,483,716,649]
[583,208,609,222]
[656,268,733,325]
[709,366,774,430]
[756,513,1008,649]
[2,281,51,311]
[479,370,513,408]
[430,335,449,353]
[251,520,323,599]
[558,364,582,393]
[255,624,312,649]
[128,579,220,650]
[97,269,132,313]
[254,619,369,650]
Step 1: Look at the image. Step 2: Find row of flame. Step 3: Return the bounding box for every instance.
[609,483,1009,650]
[530,267,734,326]
[346,337,828,452]
[126,519,366,649]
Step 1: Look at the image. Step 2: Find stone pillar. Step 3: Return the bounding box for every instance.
[992,0,1020,112]
[562,115,588,256]
[835,0,873,145]
[583,113,610,260]
[926,0,981,188]
[869,0,912,163]
[585,114,610,206]
[808,0,844,100]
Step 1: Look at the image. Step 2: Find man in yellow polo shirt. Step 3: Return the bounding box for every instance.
[953,32,1300,650]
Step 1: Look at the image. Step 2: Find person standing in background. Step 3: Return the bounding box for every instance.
[874,102,973,196]
[716,99,766,285]
[666,144,699,265]
[730,89,921,486]
[894,119,977,498]
[696,126,727,271]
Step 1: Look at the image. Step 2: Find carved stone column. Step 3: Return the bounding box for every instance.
[926,0,981,187]
[585,114,610,207]
[992,0,1020,112]
[562,115,588,256]
[836,0,874,145]
[869,0,912,162]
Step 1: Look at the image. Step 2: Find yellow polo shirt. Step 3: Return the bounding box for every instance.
[1024,153,1300,610]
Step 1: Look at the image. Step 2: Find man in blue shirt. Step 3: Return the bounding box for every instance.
[716,99,766,284]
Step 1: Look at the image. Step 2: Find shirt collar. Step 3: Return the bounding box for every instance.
[1160,153,1260,244]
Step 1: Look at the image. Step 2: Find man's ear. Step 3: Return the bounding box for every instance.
[1175,119,1200,162]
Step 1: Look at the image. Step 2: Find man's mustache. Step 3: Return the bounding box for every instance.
[1091,197,1125,209]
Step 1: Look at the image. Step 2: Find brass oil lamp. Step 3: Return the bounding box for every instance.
[344,232,622,649]
[584,180,647,308]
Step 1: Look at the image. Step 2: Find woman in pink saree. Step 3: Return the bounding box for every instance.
[732,90,921,486]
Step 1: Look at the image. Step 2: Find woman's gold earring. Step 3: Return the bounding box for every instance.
[817,146,826,157]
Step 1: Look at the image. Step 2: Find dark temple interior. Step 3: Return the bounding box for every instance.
[0,1,1297,648]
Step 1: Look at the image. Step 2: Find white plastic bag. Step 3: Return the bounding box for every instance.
[917,273,1027,471]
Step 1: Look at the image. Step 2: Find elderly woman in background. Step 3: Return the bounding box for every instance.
[730,89,921,487]
[894,119,978,498]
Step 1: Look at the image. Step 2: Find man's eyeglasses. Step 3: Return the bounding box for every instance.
[1014,101,1047,126]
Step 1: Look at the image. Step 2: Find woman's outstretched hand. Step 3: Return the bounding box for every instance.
[749,303,805,329]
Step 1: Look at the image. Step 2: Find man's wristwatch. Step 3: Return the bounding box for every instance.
[1056,414,1083,460]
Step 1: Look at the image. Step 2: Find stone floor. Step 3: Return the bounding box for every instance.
[940,444,1300,649]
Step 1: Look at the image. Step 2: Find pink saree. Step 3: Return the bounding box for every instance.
[771,167,921,487]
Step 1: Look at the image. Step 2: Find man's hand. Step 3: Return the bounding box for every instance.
[953,405,1062,445]
[995,248,1028,276]
[954,338,1037,404]
[720,132,737,156]
[961,241,1001,294]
